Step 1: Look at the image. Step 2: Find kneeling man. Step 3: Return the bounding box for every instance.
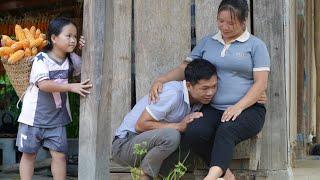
[112,59,217,179]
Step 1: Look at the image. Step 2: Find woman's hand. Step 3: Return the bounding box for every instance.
[78,35,85,50]
[221,105,243,122]
[149,79,164,103]
[257,91,267,104]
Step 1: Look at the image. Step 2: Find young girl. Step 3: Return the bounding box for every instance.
[16,17,92,180]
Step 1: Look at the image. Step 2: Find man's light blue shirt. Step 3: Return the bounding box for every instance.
[115,81,202,138]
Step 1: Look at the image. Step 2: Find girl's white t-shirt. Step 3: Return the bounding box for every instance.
[18,52,82,128]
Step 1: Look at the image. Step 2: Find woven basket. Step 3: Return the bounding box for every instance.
[1,57,34,98]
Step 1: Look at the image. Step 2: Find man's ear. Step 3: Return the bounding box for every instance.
[186,81,193,91]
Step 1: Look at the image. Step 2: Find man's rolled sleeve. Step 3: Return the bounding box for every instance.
[145,90,179,121]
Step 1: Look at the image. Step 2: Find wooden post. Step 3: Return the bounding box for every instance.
[134,0,191,99]
[315,0,320,143]
[78,0,113,179]
[296,0,307,159]
[288,0,298,167]
[79,0,131,178]
[305,0,315,144]
[110,0,132,146]
[253,0,290,177]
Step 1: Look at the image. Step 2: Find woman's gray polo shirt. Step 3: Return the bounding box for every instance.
[186,30,270,110]
[115,81,202,139]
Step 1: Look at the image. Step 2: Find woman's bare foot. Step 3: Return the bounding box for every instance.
[140,175,152,180]
[204,166,224,180]
[140,171,153,180]
[222,168,236,180]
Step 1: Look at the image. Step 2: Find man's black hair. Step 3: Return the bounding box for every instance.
[185,59,217,85]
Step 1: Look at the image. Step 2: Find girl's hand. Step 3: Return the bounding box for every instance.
[149,80,163,103]
[69,79,92,97]
[221,105,243,122]
[78,35,85,50]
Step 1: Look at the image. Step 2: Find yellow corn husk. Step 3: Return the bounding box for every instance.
[15,24,26,41]
[31,37,44,48]
[30,26,36,37]
[35,29,41,38]
[24,48,32,57]
[39,40,48,50]
[11,41,24,51]
[2,35,16,46]
[23,28,35,42]
[8,50,25,64]
[0,47,14,57]
[40,33,46,40]
[31,47,38,56]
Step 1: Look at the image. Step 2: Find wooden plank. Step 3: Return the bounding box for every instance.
[109,160,196,179]
[315,0,320,144]
[194,0,251,41]
[296,0,315,157]
[110,173,196,180]
[78,0,111,179]
[194,0,220,40]
[134,0,191,99]
[253,0,288,170]
[288,0,298,167]
[305,0,314,142]
[110,0,132,146]
[232,140,251,159]
[248,133,262,170]
[296,0,306,159]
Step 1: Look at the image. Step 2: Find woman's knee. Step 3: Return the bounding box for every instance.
[215,123,238,142]
[184,124,214,143]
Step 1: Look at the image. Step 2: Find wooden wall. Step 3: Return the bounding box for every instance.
[134,0,191,99]
[79,0,292,179]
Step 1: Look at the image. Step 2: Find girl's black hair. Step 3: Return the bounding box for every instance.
[43,17,77,79]
[218,0,249,23]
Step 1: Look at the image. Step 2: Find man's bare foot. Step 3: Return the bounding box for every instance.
[222,168,236,180]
